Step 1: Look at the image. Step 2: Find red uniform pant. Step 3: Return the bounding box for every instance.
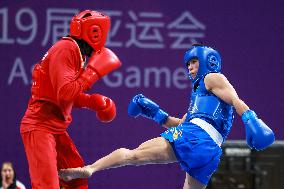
[21,130,88,189]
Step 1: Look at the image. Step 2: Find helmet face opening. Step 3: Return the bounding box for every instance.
[186,56,198,67]
[88,25,102,43]
[186,58,200,81]
[70,10,111,51]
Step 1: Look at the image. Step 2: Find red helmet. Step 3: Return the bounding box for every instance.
[70,10,110,51]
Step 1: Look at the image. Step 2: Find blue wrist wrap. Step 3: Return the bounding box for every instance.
[241,110,257,123]
[153,109,169,125]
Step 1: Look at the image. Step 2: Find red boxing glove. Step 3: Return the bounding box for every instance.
[89,94,116,123]
[78,48,121,91]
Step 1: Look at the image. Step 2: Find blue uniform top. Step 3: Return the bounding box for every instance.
[185,77,234,140]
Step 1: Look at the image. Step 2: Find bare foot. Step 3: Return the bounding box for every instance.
[59,166,93,181]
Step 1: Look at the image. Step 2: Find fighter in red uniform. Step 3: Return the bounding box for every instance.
[20,10,121,189]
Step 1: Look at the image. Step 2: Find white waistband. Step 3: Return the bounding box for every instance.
[190,118,223,147]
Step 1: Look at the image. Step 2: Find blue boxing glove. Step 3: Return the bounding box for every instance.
[242,110,275,151]
[128,94,169,125]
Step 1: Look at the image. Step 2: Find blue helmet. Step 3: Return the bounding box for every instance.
[184,45,221,83]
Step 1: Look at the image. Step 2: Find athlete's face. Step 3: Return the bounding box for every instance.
[187,58,199,79]
[1,163,14,183]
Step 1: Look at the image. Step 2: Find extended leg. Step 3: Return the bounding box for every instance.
[59,137,177,181]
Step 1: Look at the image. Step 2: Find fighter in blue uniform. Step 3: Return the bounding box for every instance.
[59,44,275,189]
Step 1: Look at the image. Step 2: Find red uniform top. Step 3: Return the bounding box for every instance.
[20,37,86,134]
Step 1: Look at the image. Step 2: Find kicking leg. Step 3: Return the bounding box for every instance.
[183,173,206,189]
[59,137,177,181]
